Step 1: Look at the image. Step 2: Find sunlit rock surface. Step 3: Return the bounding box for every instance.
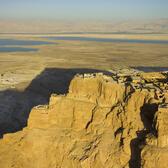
[0,71,168,168]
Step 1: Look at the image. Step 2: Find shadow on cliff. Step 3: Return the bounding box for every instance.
[129,103,158,168]
[0,68,112,138]
[131,66,168,72]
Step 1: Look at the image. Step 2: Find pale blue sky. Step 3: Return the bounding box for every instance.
[0,0,168,20]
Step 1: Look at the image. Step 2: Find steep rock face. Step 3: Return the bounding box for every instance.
[0,72,168,168]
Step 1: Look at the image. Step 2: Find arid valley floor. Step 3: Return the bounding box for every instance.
[0,33,168,90]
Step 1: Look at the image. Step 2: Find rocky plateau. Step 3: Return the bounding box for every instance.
[0,70,168,168]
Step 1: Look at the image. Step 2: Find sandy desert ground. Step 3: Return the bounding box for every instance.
[0,34,168,90]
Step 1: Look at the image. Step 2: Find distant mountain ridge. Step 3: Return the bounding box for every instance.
[0,19,168,34]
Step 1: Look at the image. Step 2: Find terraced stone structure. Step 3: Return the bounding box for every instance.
[0,71,168,168]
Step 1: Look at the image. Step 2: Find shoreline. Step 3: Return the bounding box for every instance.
[0,33,168,41]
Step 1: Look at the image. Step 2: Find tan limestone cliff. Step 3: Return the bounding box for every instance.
[0,71,168,168]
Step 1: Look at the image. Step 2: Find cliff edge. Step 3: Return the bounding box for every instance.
[0,71,168,168]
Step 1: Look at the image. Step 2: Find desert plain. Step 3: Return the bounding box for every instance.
[0,33,168,90]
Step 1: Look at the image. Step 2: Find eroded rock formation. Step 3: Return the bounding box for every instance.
[0,71,168,168]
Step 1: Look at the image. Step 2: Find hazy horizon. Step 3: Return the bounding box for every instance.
[0,0,168,21]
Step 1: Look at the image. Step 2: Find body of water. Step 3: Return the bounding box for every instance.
[0,47,38,52]
[0,38,54,52]
[0,36,168,52]
[46,36,168,44]
[0,39,54,46]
